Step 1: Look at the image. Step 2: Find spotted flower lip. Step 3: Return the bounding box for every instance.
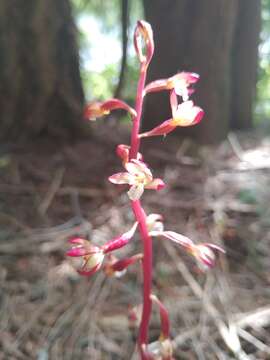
[139,90,204,138]
[67,239,105,276]
[189,243,225,269]
[108,159,165,200]
[170,90,204,127]
[84,99,137,120]
[144,71,199,101]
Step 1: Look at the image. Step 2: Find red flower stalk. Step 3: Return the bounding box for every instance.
[68,19,224,360]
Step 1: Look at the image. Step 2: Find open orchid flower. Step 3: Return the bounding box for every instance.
[139,90,204,138]
[116,144,143,165]
[84,99,137,120]
[144,72,199,101]
[170,90,204,126]
[160,230,224,269]
[189,243,225,270]
[109,159,165,200]
[66,238,105,276]
[146,214,224,270]
[141,340,174,360]
[66,222,138,276]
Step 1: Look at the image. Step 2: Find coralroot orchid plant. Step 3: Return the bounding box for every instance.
[67,21,224,360]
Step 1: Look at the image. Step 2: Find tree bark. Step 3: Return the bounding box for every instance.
[142,0,261,144]
[0,0,85,142]
[230,0,261,130]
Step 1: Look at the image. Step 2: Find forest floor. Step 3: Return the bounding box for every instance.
[1,123,270,359]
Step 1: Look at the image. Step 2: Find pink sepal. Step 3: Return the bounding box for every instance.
[67,239,100,257]
[84,99,136,120]
[104,253,143,276]
[101,99,136,117]
[193,243,225,269]
[145,178,165,191]
[161,231,194,249]
[77,262,102,277]
[150,294,170,339]
[102,222,138,253]
[144,72,199,98]
[140,345,156,360]
[144,79,169,94]
[139,119,176,138]
[68,237,85,245]
[170,91,204,127]
[108,172,131,185]
[66,246,91,257]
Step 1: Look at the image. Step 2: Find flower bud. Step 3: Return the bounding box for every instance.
[134,20,154,69]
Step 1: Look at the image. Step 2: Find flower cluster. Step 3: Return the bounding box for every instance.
[67,19,224,360]
[67,214,224,277]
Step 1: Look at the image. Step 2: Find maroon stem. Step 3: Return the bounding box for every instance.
[132,200,152,354]
[129,64,152,358]
[130,66,147,159]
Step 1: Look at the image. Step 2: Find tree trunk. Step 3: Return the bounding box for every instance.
[230,0,261,130]
[142,0,261,144]
[0,0,85,142]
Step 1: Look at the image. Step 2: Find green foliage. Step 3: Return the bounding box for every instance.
[255,0,270,121]
[72,0,270,125]
[72,0,120,31]
[238,188,258,205]
[82,64,118,100]
[71,0,143,102]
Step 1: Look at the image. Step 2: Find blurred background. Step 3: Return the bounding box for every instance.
[1,0,270,359]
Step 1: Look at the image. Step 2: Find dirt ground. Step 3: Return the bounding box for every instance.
[1,123,270,359]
